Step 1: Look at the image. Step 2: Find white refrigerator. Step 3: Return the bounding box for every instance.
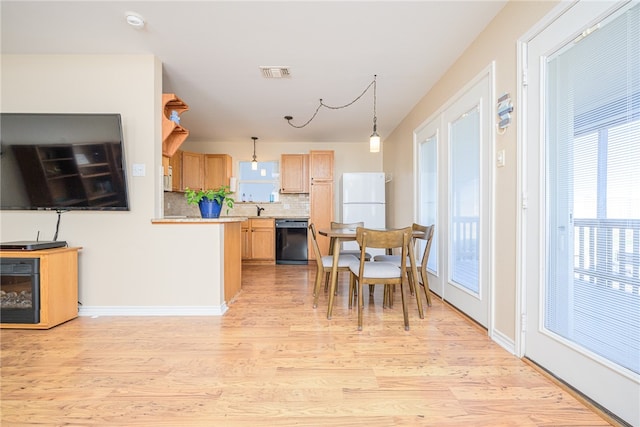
[342,172,386,255]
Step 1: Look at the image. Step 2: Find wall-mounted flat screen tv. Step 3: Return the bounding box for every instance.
[1,113,130,211]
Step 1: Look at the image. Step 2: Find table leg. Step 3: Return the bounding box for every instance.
[326,238,341,319]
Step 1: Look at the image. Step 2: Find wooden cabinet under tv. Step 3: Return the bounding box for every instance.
[11,143,126,208]
[1,247,80,330]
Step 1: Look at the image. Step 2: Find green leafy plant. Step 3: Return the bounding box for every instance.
[185,186,235,210]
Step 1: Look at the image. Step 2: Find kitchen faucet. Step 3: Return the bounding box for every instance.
[256,205,265,216]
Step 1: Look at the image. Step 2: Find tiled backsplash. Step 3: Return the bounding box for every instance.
[164,191,310,218]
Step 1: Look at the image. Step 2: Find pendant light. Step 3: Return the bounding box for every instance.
[369,75,380,153]
[251,136,258,170]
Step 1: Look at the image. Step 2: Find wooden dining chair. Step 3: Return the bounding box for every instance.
[374,223,435,311]
[308,223,359,309]
[330,221,372,261]
[348,226,414,331]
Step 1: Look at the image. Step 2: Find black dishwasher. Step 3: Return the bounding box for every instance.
[275,218,308,265]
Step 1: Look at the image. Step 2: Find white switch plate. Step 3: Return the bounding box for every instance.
[496,149,505,168]
[132,163,146,176]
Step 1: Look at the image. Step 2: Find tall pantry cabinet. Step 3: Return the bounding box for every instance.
[308,150,334,258]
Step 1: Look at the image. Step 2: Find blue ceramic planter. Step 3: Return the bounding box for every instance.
[198,199,223,218]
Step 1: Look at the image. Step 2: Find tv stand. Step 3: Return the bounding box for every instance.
[1,247,80,329]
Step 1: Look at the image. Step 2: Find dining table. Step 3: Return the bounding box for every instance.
[317,227,423,320]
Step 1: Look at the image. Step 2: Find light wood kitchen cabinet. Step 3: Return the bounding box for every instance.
[309,150,334,182]
[168,150,183,191]
[169,151,232,192]
[204,154,232,190]
[241,218,275,264]
[309,150,334,258]
[280,154,309,193]
[182,151,204,190]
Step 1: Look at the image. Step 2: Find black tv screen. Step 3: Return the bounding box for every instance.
[1,113,130,211]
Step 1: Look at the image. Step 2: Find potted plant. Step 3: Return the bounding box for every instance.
[185,186,235,218]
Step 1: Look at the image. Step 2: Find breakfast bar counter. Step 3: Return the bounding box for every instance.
[151,216,247,309]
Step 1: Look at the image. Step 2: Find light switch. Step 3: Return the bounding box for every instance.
[496,149,506,168]
[132,163,146,176]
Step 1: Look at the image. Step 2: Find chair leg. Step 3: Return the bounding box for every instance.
[421,273,432,307]
[407,271,424,319]
[348,274,355,309]
[384,284,394,308]
[357,282,364,331]
[406,269,416,296]
[324,273,330,292]
[313,270,324,308]
[399,282,410,331]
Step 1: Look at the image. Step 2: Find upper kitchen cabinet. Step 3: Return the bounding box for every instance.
[204,154,232,190]
[168,151,232,192]
[280,154,309,193]
[162,93,189,158]
[309,150,334,182]
[181,151,204,190]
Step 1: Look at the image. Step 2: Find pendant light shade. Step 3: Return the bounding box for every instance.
[251,136,258,170]
[370,131,380,153]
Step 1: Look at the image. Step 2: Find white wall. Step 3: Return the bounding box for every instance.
[382,1,558,342]
[1,55,228,313]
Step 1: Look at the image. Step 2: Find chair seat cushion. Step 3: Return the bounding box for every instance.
[349,261,401,278]
[322,254,359,268]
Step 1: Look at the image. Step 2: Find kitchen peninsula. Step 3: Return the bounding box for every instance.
[151,216,245,310]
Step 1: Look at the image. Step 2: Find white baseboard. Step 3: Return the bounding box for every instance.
[491,328,516,355]
[78,304,228,317]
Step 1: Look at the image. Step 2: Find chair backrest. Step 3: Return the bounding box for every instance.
[359,224,411,254]
[412,223,435,275]
[308,223,324,268]
[355,226,413,276]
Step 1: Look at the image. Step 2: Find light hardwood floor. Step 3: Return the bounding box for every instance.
[1,264,613,426]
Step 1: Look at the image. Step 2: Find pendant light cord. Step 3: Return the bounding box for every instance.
[285,75,377,129]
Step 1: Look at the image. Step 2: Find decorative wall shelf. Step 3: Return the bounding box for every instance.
[162,93,189,158]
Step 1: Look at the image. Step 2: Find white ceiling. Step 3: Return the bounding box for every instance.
[1,1,507,145]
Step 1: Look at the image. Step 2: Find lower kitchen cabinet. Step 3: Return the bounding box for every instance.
[241,218,275,264]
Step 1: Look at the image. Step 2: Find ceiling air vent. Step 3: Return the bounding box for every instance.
[260,66,291,79]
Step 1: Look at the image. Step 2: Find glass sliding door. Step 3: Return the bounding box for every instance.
[523,2,640,424]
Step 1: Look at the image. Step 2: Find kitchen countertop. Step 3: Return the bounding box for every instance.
[152,215,310,224]
[151,216,248,224]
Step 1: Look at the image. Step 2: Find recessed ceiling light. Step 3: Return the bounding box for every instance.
[125,12,145,29]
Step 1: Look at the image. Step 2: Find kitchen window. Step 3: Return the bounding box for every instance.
[237,161,279,203]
